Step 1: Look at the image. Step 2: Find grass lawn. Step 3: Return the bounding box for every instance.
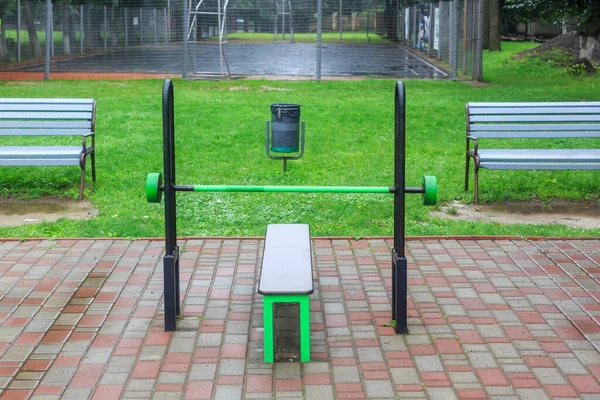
[0,41,598,238]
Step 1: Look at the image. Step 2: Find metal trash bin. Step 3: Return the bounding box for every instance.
[270,103,301,153]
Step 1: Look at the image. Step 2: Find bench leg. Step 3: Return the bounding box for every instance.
[262,294,311,363]
[474,168,479,204]
[91,150,96,182]
[263,296,275,363]
[299,295,311,362]
[79,167,86,201]
[465,154,470,191]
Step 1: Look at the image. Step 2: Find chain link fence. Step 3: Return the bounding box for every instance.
[0,0,482,80]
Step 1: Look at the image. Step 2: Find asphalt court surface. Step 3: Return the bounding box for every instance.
[4,42,449,79]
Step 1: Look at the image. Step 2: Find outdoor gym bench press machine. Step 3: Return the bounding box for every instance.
[146,79,438,335]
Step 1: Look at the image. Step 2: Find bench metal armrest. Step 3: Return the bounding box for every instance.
[81,132,95,153]
[466,135,478,157]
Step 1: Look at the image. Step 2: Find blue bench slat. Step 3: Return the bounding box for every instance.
[0,159,82,166]
[0,104,94,112]
[0,98,95,104]
[478,149,600,162]
[0,111,93,120]
[470,123,600,132]
[468,102,600,108]
[0,146,85,157]
[0,129,93,136]
[259,224,313,295]
[469,107,600,115]
[0,121,93,128]
[468,131,600,139]
[480,162,600,170]
[470,115,600,123]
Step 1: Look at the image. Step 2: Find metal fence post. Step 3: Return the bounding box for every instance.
[51,3,54,58]
[183,0,189,78]
[474,0,483,80]
[339,0,342,42]
[154,8,158,43]
[104,6,108,52]
[164,8,168,42]
[17,0,21,62]
[428,3,433,57]
[125,7,128,47]
[45,0,51,80]
[448,0,456,73]
[140,8,143,45]
[167,0,171,42]
[80,5,84,55]
[316,0,322,81]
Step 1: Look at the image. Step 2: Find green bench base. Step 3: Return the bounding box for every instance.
[263,294,311,363]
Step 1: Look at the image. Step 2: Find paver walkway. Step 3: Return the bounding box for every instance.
[0,237,599,400]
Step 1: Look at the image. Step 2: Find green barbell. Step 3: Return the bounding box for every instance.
[146,173,437,206]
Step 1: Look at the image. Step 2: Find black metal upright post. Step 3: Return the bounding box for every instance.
[392,81,408,334]
[162,79,180,331]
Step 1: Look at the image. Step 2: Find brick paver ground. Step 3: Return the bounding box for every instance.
[0,238,599,399]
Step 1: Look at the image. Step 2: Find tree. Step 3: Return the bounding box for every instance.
[23,0,42,59]
[505,0,600,68]
[489,0,501,50]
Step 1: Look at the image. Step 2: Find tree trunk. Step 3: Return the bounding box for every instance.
[488,0,501,51]
[573,35,599,74]
[382,0,398,41]
[482,0,489,49]
[0,0,10,61]
[23,0,42,58]
[62,0,71,55]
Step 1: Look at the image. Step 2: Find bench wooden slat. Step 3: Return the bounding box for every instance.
[0,104,95,112]
[477,149,600,160]
[0,111,93,120]
[468,131,600,138]
[0,98,95,104]
[470,123,600,131]
[0,129,93,136]
[471,115,600,123]
[468,102,600,108]
[0,121,93,128]
[480,162,600,170]
[0,146,85,157]
[259,224,313,295]
[0,159,82,166]
[469,107,600,115]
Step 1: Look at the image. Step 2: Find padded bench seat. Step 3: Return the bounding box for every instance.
[259,224,313,363]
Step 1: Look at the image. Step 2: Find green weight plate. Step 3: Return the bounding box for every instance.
[422,175,437,206]
[146,173,163,203]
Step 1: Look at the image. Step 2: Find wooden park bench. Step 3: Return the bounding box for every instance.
[258,224,313,363]
[465,101,600,203]
[0,98,96,200]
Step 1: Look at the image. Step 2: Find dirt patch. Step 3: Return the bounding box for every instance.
[2,81,41,86]
[228,85,250,91]
[0,197,98,227]
[432,200,600,230]
[516,34,577,59]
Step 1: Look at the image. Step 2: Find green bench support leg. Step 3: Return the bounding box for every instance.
[263,294,311,363]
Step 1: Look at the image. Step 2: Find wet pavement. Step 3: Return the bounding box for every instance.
[1,237,600,399]
[3,43,449,79]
